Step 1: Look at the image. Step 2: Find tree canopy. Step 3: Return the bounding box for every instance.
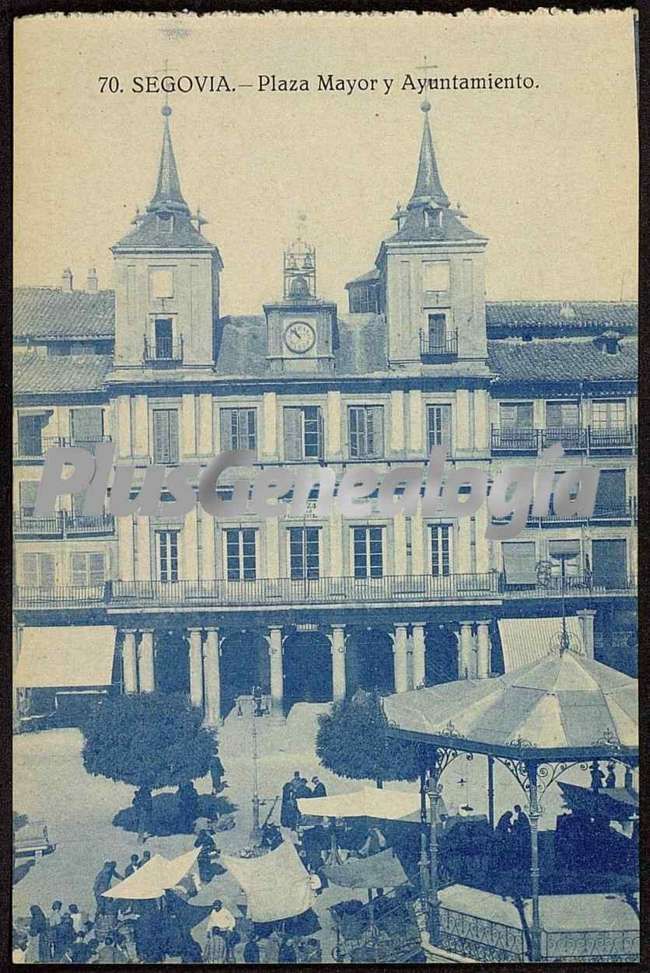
[81,692,216,790]
[316,690,422,785]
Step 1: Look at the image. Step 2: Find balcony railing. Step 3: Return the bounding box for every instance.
[516,496,637,528]
[419,330,458,359]
[491,425,637,455]
[13,571,637,611]
[13,512,115,538]
[143,335,183,363]
[14,436,67,459]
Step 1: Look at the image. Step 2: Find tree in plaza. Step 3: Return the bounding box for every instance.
[316,689,422,787]
[81,692,216,790]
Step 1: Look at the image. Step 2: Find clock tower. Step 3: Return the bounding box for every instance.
[264,237,337,374]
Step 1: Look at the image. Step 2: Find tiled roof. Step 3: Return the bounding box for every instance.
[486,301,638,333]
[345,268,380,288]
[487,339,637,384]
[14,287,115,339]
[14,353,113,394]
[112,211,219,251]
[385,207,484,244]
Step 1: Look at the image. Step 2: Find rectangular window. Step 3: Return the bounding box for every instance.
[284,406,323,461]
[427,404,452,454]
[220,408,257,452]
[592,399,627,429]
[427,313,447,351]
[594,469,627,516]
[225,528,257,581]
[430,524,452,577]
[548,540,581,581]
[157,530,179,582]
[19,480,39,517]
[501,541,537,585]
[348,406,384,459]
[353,526,384,578]
[423,261,450,292]
[152,409,179,464]
[71,552,105,587]
[150,268,174,300]
[591,538,628,589]
[349,285,378,314]
[500,402,534,428]
[546,401,579,428]
[289,526,320,579]
[21,552,55,587]
[17,414,45,456]
[70,407,104,447]
[154,318,174,359]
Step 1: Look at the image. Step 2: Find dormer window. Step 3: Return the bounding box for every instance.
[157,212,174,233]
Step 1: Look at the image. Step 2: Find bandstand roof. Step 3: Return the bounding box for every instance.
[383,651,638,763]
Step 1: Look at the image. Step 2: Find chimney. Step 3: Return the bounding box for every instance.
[61,268,73,292]
[87,267,98,292]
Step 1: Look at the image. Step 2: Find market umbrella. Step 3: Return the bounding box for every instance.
[222,840,315,922]
[323,847,408,890]
[103,848,201,900]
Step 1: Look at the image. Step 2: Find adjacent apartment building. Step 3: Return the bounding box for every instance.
[13,102,637,726]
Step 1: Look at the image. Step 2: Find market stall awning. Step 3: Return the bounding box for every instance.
[383,650,638,758]
[104,848,201,900]
[497,617,583,671]
[297,786,421,822]
[15,626,116,688]
[558,782,639,822]
[223,841,314,923]
[323,847,408,890]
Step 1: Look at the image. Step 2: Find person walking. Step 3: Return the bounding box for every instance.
[133,786,153,842]
[209,749,226,795]
[93,861,122,916]
[177,781,200,832]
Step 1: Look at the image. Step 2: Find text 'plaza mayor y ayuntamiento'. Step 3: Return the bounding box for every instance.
[13,99,637,725]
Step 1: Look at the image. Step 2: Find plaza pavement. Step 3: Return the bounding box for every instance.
[13,702,604,961]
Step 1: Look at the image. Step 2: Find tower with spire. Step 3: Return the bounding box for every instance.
[348,100,489,369]
[111,105,223,370]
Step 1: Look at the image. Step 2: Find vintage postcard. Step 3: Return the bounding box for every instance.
[12,9,638,965]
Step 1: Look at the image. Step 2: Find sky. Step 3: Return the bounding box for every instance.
[14,10,638,314]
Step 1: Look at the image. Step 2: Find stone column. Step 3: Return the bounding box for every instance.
[459,623,474,680]
[188,629,204,711]
[331,626,347,701]
[412,624,426,689]
[476,621,491,680]
[268,627,284,717]
[138,630,155,692]
[577,608,597,659]
[203,628,221,726]
[394,625,409,694]
[122,630,138,694]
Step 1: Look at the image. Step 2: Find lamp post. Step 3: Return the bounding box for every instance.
[425,770,443,945]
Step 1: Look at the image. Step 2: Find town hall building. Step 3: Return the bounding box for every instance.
[13,100,637,727]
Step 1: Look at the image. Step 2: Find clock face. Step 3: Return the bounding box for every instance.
[284,320,316,354]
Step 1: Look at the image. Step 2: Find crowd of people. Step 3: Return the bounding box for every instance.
[280,770,327,830]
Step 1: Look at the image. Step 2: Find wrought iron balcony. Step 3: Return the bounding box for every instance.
[14,436,67,460]
[419,330,458,359]
[143,335,183,363]
[491,497,636,529]
[13,512,115,538]
[588,424,637,451]
[13,571,637,611]
[541,426,588,451]
[491,427,539,453]
[491,424,637,455]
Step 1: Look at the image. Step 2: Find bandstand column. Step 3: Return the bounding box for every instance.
[138,630,155,693]
[203,628,221,726]
[576,608,597,659]
[331,626,346,701]
[188,629,204,711]
[476,621,491,680]
[393,625,409,693]
[526,761,542,962]
[122,630,138,694]
[459,622,474,679]
[268,626,284,717]
[426,758,443,946]
[412,624,426,689]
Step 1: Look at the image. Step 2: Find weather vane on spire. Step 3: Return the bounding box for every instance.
[416,55,438,112]
[157,58,172,113]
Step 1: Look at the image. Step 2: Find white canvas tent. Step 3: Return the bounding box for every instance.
[103,848,201,900]
[297,785,421,822]
[223,841,314,922]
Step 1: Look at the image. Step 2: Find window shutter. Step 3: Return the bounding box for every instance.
[39,553,56,588]
[19,481,39,515]
[440,406,452,454]
[71,553,87,586]
[71,407,103,444]
[502,542,537,584]
[168,411,179,463]
[88,553,105,586]
[546,402,562,427]
[317,408,325,459]
[595,469,626,514]
[220,409,233,450]
[370,407,384,457]
[284,408,304,461]
[153,411,167,463]
[22,553,38,585]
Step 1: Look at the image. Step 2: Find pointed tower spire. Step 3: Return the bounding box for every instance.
[408,100,450,210]
[147,105,190,215]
